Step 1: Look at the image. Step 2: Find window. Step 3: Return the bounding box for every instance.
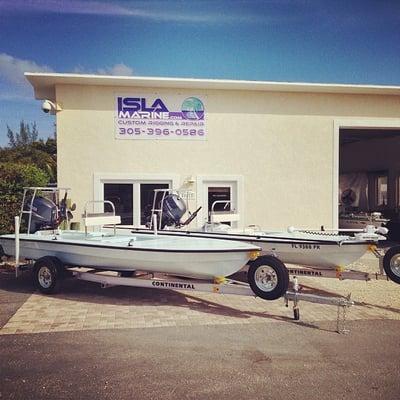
[208,186,233,225]
[198,177,241,228]
[104,183,133,225]
[99,178,173,226]
[208,187,231,212]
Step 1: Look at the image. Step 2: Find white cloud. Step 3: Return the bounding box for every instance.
[0,0,263,24]
[0,56,127,86]
[0,53,53,86]
[73,63,134,76]
[97,63,134,76]
[0,53,54,101]
[0,54,134,98]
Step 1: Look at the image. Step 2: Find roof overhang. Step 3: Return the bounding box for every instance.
[25,72,400,102]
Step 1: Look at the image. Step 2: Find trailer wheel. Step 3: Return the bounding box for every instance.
[33,256,64,294]
[383,246,400,284]
[247,256,289,300]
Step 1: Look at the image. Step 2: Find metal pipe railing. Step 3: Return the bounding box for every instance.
[15,216,20,278]
[83,200,117,236]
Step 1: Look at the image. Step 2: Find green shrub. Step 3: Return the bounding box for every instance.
[0,140,57,183]
[0,162,49,234]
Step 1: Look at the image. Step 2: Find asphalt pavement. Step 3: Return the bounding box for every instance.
[1,320,400,400]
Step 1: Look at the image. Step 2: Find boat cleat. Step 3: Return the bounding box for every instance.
[214,276,226,285]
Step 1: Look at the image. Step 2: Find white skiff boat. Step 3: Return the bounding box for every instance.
[129,190,389,271]
[0,230,259,280]
[0,188,259,281]
[129,224,385,270]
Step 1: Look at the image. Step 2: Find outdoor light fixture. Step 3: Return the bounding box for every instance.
[185,176,196,185]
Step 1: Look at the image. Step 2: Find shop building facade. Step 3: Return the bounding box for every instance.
[26,73,400,230]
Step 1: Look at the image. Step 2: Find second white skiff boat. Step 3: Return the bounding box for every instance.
[124,191,387,271]
[130,223,385,270]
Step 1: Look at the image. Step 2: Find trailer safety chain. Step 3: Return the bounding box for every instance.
[336,299,351,335]
[284,277,354,334]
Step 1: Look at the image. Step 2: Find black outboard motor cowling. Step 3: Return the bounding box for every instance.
[24,196,60,233]
[159,194,187,228]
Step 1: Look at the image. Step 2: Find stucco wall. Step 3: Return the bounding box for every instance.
[55,84,400,230]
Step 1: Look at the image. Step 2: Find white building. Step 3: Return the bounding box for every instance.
[26,73,400,230]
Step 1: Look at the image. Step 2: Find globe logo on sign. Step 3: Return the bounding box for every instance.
[181,97,204,120]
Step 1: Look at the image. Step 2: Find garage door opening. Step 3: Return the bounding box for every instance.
[339,128,400,239]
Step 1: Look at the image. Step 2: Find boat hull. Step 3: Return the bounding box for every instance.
[243,239,369,269]
[125,228,373,269]
[0,232,258,279]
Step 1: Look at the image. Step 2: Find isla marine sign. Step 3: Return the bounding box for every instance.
[115,93,206,140]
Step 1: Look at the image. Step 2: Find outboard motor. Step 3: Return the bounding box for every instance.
[24,196,60,233]
[159,194,187,228]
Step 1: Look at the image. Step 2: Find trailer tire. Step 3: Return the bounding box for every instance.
[33,256,64,294]
[383,246,400,284]
[247,256,289,300]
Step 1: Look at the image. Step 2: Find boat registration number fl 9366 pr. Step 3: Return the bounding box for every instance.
[291,244,321,250]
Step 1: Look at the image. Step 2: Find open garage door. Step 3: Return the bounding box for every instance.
[339,128,400,240]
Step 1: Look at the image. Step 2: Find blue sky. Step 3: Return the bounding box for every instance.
[0,0,399,146]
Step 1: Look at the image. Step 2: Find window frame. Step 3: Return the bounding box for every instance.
[94,173,179,226]
[196,175,244,229]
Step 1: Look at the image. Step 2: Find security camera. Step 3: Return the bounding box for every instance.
[41,99,62,114]
[42,100,53,113]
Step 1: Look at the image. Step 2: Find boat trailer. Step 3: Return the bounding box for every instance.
[9,213,365,335]
[12,213,354,334]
